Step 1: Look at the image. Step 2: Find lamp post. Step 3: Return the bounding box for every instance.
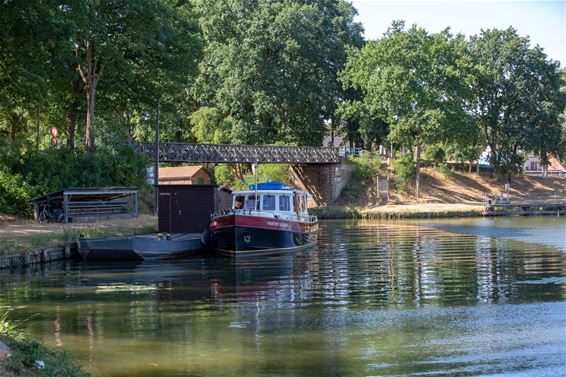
[154,99,160,216]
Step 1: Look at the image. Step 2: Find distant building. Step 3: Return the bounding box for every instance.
[322,133,345,147]
[525,154,541,172]
[159,165,212,185]
[524,154,566,176]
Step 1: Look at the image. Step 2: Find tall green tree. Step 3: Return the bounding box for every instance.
[195,0,363,146]
[1,0,202,151]
[69,0,201,151]
[469,28,565,176]
[0,0,64,144]
[340,22,473,198]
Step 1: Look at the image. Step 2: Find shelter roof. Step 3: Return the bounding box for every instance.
[33,187,138,202]
[159,165,210,179]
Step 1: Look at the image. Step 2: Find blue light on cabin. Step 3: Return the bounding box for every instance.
[248,181,287,190]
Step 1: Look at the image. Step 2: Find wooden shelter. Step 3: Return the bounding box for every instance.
[33,188,138,224]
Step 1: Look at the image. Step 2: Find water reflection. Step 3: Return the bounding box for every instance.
[0,218,565,376]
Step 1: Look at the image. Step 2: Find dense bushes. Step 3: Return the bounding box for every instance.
[0,145,149,217]
[423,145,446,168]
[392,152,415,193]
[342,153,381,199]
[0,168,34,217]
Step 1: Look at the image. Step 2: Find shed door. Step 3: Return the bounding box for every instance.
[158,193,172,234]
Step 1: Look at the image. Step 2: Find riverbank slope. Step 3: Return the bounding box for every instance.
[318,169,566,219]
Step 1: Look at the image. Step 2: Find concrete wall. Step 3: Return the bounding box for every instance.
[0,245,76,270]
[291,158,355,206]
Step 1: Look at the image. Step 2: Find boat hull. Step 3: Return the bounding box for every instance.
[79,233,202,261]
[210,214,318,256]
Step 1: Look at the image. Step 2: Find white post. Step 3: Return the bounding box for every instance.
[254,161,259,212]
[64,193,69,224]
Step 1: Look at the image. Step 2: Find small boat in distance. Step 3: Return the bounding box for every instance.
[209,181,318,257]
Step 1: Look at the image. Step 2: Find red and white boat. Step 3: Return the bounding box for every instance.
[209,182,318,257]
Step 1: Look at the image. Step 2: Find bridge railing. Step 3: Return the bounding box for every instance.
[137,142,340,164]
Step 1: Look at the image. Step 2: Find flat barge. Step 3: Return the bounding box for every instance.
[483,202,566,216]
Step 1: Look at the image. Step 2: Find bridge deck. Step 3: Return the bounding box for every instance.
[138,142,340,164]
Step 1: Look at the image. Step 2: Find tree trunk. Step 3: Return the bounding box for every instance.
[9,116,17,141]
[67,79,82,150]
[415,143,421,200]
[67,109,78,150]
[77,37,103,153]
[36,104,41,150]
[85,86,96,151]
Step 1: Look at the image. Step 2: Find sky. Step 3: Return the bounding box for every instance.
[351,0,565,66]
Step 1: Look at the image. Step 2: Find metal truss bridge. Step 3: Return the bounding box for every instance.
[137,142,340,164]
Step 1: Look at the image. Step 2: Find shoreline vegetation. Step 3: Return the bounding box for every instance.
[0,313,89,377]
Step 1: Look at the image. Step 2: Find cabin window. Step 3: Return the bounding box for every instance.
[262,195,276,210]
[279,196,291,211]
[244,194,259,210]
[234,195,245,209]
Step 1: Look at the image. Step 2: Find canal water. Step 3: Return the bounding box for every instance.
[1,217,565,376]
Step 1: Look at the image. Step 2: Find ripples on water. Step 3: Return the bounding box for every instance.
[1,218,565,376]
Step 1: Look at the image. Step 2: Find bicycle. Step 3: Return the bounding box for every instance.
[38,202,64,223]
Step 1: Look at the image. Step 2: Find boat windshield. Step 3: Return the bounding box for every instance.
[279,195,291,211]
[262,194,276,211]
[244,194,259,210]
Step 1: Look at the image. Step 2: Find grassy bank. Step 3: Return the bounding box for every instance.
[0,313,89,376]
[312,203,485,219]
[0,215,156,255]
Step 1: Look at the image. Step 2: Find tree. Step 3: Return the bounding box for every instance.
[0,0,62,144]
[189,107,236,144]
[70,0,201,151]
[469,28,565,177]
[340,22,474,198]
[195,0,363,146]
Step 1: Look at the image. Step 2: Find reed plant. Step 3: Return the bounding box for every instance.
[0,310,89,377]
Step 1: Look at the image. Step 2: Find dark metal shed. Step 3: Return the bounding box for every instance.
[157,185,231,234]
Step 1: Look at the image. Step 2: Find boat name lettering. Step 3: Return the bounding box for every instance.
[266,221,289,228]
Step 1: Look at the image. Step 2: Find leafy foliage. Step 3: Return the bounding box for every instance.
[392,152,416,193]
[0,168,34,217]
[340,21,474,196]
[1,311,89,376]
[189,107,236,144]
[0,145,148,217]
[423,145,446,168]
[257,164,292,185]
[0,0,202,150]
[342,153,381,198]
[195,0,363,145]
[469,28,565,174]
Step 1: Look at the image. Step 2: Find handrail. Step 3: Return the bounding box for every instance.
[211,209,318,223]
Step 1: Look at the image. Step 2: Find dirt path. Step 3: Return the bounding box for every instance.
[363,203,485,216]
[388,169,566,205]
[0,215,157,254]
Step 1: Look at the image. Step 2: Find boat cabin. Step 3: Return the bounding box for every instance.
[232,190,309,217]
